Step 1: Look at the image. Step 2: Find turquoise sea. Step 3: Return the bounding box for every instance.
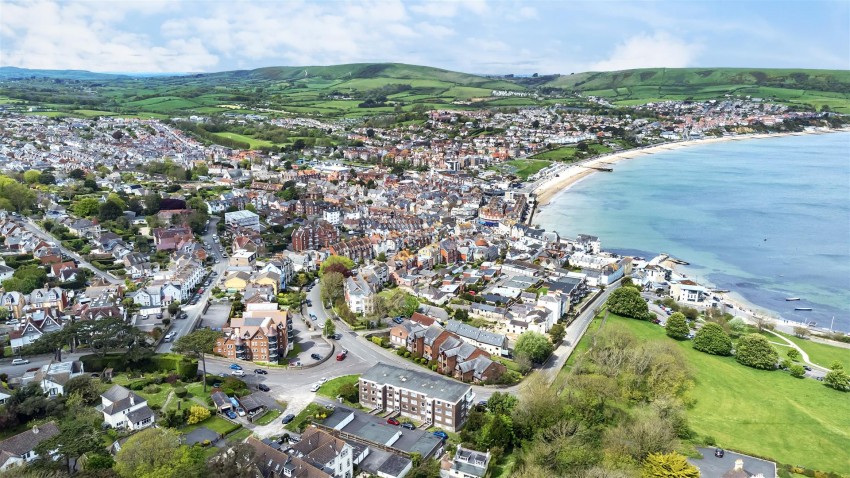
[535,132,850,332]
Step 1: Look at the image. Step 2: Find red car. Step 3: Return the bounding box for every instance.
[386,418,400,426]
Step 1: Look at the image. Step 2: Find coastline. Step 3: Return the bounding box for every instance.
[532,127,850,208]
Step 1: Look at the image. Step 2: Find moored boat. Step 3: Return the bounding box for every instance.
[786,297,801,301]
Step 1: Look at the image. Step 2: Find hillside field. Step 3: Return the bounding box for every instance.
[574,313,850,474]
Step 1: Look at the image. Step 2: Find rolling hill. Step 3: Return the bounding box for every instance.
[0,66,129,81]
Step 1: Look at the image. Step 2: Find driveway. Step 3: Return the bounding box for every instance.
[689,447,776,478]
[183,426,220,446]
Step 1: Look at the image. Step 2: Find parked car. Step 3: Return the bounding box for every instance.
[258,384,270,392]
[236,407,246,417]
[230,363,243,370]
[433,431,449,440]
[401,423,415,430]
[306,300,312,306]
[310,353,322,361]
[282,414,296,424]
[11,358,30,366]
[393,317,404,324]
[803,365,812,371]
[217,372,227,378]
[254,369,268,374]
[310,384,321,392]
[336,350,347,361]
[212,382,222,388]
[290,360,302,367]
[331,333,342,340]
[225,410,237,419]
[231,370,245,377]
[714,448,725,458]
[386,418,400,426]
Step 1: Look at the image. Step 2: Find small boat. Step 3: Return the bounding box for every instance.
[807,321,817,327]
[795,307,812,311]
[785,297,801,301]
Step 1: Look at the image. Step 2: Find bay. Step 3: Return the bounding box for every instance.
[535,132,850,332]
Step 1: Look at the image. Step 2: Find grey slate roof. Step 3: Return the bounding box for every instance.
[376,454,412,478]
[445,320,507,347]
[0,422,60,467]
[360,362,471,403]
[126,406,154,424]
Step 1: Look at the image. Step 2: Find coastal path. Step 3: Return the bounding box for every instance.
[766,329,829,373]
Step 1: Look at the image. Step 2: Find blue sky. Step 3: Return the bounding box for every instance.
[1,0,848,74]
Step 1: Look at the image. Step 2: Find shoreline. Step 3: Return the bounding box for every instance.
[532,127,850,207]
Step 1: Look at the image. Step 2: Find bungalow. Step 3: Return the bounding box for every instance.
[100,384,155,431]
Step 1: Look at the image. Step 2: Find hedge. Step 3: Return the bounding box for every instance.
[80,353,198,379]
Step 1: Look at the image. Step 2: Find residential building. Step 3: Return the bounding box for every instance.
[671,280,710,304]
[444,320,509,356]
[344,275,376,315]
[214,307,289,363]
[245,436,333,478]
[0,423,60,470]
[230,250,257,268]
[100,384,155,431]
[225,210,261,231]
[288,427,354,478]
[444,446,491,478]
[359,363,473,432]
[21,361,85,397]
[9,310,65,351]
[291,220,338,252]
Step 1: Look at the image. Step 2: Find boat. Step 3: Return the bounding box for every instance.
[795,307,812,311]
[785,297,801,301]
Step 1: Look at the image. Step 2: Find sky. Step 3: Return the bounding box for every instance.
[1,0,848,75]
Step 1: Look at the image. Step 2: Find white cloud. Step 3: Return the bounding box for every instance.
[590,32,701,71]
[410,1,459,17]
[518,6,537,19]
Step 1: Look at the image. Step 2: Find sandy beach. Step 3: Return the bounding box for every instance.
[533,128,850,207]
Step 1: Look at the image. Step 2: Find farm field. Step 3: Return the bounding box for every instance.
[571,313,850,474]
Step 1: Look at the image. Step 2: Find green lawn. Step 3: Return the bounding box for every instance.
[211,131,275,149]
[183,416,241,436]
[316,375,360,405]
[285,402,334,433]
[489,159,551,180]
[227,428,253,442]
[253,409,282,426]
[531,143,611,162]
[592,314,850,474]
[778,333,850,369]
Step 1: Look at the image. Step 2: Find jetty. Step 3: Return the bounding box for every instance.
[580,165,613,172]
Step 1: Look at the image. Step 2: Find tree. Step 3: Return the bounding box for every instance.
[319,256,355,276]
[320,271,345,307]
[338,383,359,403]
[172,329,221,393]
[692,323,733,356]
[786,348,800,361]
[793,326,810,338]
[789,364,806,378]
[665,313,690,340]
[514,331,553,364]
[481,413,514,449]
[641,452,700,478]
[824,361,850,392]
[63,376,102,404]
[23,170,42,185]
[487,392,518,416]
[98,198,124,221]
[454,309,469,321]
[36,395,105,473]
[76,317,149,358]
[323,319,336,337]
[727,317,747,337]
[187,405,211,425]
[168,302,181,316]
[69,168,87,180]
[114,427,204,478]
[607,287,651,320]
[549,323,566,343]
[735,334,779,370]
[755,316,774,332]
[207,443,256,478]
[74,198,101,218]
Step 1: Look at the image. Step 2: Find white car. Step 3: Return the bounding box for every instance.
[318,377,328,384]
[231,369,246,377]
[310,383,321,392]
[12,358,30,366]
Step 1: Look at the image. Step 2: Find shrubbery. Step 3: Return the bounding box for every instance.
[607,287,652,320]
[80,353,198,379]
[735,334,779,370]
[665,312,690,340]
[693,323,733,356]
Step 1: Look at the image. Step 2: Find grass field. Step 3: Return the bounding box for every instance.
[285,402,333,433]
[489,159,551,180]
[316,375,360,404]
[183,415,241,436]
[580,314,850,473]
[532,143,611,162]
[211,131,276,149]
[778,333,850,369]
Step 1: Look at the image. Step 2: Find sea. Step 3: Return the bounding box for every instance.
[535,132,850,333]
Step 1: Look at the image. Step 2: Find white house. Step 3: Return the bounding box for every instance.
[288,427,354,478]
[345,275,375,315]
[100,384,155,431]
[0,423,60,470]
[670,280,709,304]
[20,361,85,397]
[225,210,260,231]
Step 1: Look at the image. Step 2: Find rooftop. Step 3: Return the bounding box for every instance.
[360,362,471,403]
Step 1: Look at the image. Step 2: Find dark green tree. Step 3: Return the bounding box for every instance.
[692,323,733,356]
[665,312,690,340]
[606,287,651,320]
[514,331,553,364]
[735,334,779,370]
[172,329,222,393]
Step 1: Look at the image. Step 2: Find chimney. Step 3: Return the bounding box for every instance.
[734,459,744,471]
[32,425,39,434]
[130,396,135,406]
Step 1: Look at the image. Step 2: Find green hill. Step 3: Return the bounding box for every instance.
[519,67,850,112]
[0,66,129,81]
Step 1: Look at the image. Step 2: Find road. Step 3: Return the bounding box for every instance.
[0,351,87,378]
[157,217,228,352]
[21,217,121,285]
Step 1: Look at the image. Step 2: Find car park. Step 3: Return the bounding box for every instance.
[386,418,400,426]
[258,384,270,392]
[230,363,243,370]
[282,414,295,424]
[401,423,415,430]
[311,353,322,360]
[254,369,268,374]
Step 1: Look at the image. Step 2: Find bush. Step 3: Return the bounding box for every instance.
[187,405,211,425]
[174,386,188,398]
[789,364,806,378]
[665,312,690,340]
[693,323,733,356]
[338,383,359,403]
[607,287,652,320]
[735,334,779,370]
[129,380,150,390]
[143,384,161,394]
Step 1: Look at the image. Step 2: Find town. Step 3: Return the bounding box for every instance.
[0,91,847,478]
